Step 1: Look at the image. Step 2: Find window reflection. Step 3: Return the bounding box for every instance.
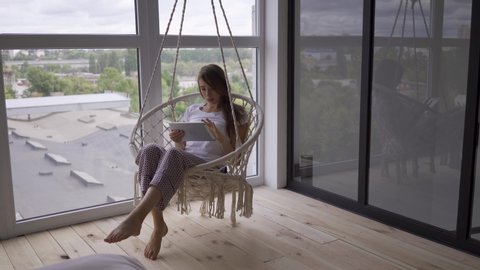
[369,0,470,231]
[300,0,363,36]
[293,0,363,199]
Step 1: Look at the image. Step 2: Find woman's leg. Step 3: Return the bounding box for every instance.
[104,186,162,243]
[140,149,205,259]
[148,148,206,211]
[105,147,205,255]
[144,208,168,260]
[136,144,166,195]
[104,144,166,243]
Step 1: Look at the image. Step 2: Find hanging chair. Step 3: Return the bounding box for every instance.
[373,0,439,179]
[129,0,264,225]
[389,0,431,99]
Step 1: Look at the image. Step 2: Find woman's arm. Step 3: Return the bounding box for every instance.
[202,118,236,155]
[203,119,249,155]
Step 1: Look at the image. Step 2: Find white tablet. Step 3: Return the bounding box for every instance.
[168,122,215,141]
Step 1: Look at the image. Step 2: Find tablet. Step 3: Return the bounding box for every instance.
[168,122,215,141]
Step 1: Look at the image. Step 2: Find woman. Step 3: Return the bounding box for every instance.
[104,64,248,260]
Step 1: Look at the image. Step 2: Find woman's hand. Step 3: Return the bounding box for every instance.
[202,118,232,154]
[202,118,227,143]
[170,129,186,150]
[169,129,185,143]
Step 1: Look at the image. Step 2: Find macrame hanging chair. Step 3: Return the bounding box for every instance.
[129,0,264,225]
[390,0,431,99]
[374,0,437,179]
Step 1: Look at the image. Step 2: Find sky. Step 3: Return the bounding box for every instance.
[0,0,472,37]
[0,0,255,35]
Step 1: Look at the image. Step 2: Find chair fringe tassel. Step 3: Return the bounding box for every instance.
[133,172,141,206]
[175,180,253,226]
[135,172,253,226]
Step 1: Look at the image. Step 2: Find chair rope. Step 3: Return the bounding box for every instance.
[136,0,179,122]
[389,0,431,100]
[134,0,254,146]
[217,0,254,102]
[168,0,187,122]
[210,0,241,146]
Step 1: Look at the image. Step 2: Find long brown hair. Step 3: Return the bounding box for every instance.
[197,64,245,147]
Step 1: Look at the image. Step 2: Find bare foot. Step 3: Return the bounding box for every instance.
[144,222,168,260]
[104,218,142,243]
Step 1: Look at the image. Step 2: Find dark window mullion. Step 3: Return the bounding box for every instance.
[358,0,375,205]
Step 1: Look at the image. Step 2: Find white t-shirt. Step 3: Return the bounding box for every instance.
[182,104,227,161]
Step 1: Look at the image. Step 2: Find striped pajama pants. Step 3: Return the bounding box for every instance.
[135,143,207,211]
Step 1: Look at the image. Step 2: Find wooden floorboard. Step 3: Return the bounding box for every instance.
[0,242,15,270]
[25,231,68,266]
[1,186,480,270]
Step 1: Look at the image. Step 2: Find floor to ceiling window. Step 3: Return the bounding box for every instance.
[0,0,263,238]
[0,0,141,236]
[291,0,363,200]
[288,0,480,256]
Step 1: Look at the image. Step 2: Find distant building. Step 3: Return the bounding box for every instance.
[5,59,89,69]
[178,76,197,89]
[14,49,45,58]
[79,72,101,84]
[302,49,337,71]
[3,70,15,87]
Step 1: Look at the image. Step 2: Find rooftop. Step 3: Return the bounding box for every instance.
[5,93,130,116]
[8,106,138,220]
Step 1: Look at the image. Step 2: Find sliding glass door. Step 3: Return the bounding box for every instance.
[369,0,470,231]
[291,0,363,200]
[288,0,480,256]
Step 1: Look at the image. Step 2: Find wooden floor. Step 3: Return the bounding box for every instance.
[2,186,480,270]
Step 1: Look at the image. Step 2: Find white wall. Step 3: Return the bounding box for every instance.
[263,0,288,188]
[0,56,16,239]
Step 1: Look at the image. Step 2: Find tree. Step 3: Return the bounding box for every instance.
[13,51,34,61]
[98,67,124,92]
[122,79,138,113]
[98,53,108,73]
[98,67,139,111]
[26,67,58,96]
[1,51,10,61]
[62,77,97,95]
[161,69,180,100]
[89,55,97,74]
[20,61,29,75]
[125,49,137,76]
[4,85,16,99]
[336,47,347,78]
[107,51,122,71]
